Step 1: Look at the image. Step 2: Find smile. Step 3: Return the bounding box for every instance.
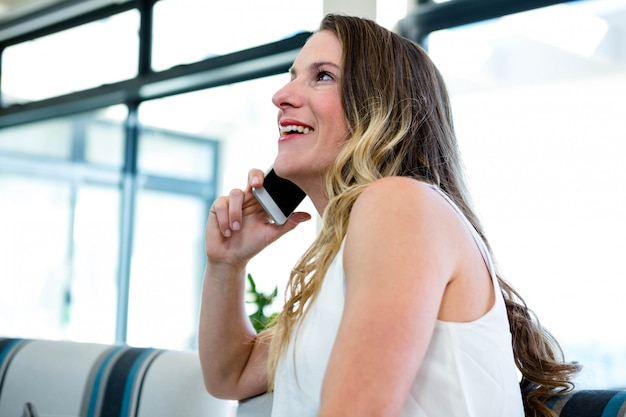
[279,124,313,135]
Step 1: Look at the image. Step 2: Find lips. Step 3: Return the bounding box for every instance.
[278,119,314,137]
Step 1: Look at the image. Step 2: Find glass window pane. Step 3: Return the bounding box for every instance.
[0,176,121,343]
[126,190,206,350]
[137,127,218,181]
[84,111,127,169]
[152,0,323,71]
[66,185,121,343]
[0,176,71,339]
[0,106,127,168]
[2,10,139,105]
[0,119,73,159]
[427,0,626,389]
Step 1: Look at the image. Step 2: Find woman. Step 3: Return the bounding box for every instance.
[199,14,579,417]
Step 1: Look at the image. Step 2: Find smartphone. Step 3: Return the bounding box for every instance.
[252,167,306,225]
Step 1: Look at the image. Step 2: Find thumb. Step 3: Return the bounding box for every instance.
[273,211,312,236]
[287,211,312,225]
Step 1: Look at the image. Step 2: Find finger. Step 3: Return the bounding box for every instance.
[228,189,245,232]
[211,196,232,237]
[247,168,265,191]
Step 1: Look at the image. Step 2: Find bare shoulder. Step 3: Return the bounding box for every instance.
[344,177,459,282]
[349,177,443,223]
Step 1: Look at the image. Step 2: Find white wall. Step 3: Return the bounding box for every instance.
[324,0,376,20]
[323,0,412,30]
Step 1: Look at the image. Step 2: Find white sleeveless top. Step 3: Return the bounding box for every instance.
[271,185,524,417]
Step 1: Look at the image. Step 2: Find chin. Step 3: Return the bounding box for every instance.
[273,162,314,189]
[271,159,294,179]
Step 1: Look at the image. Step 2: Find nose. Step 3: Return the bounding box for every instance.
[272,79,301,110]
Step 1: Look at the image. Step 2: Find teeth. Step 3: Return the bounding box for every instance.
[280,124,312,134]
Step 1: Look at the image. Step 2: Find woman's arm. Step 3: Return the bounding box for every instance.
[318,177,463,417]
[198,262,270,400]
[198,170,311,400]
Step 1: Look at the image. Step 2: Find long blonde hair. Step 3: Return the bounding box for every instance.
[267,14,579,416]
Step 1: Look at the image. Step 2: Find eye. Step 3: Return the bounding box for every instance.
[316,71,334,82]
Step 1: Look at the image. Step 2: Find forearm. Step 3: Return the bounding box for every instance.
[198,172,307,399]
[198,261,267,399]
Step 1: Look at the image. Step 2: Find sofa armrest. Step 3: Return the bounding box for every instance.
[0,338,232,417]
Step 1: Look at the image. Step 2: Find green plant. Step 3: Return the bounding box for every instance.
[246,273,278,333]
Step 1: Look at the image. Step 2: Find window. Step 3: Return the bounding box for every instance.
[67,184,121,343]
[126,190,207,349]
[0,105,220,349]
[0,176,76,339]
[426,0,626,388]
[2,11,139,105]
[0,109,125,342]
[0,118,73,158]
[151,0,322,71]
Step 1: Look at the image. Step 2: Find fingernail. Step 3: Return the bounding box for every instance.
[224,229,231,237]
[251,176,261,187]
[232,221,240,231]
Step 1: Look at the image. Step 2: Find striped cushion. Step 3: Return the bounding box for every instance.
[0,338,230,417]
[548,390,626,417]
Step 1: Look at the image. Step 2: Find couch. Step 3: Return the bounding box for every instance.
[238,390,626,417]
[2,337,624,417]
[0,337,233,417]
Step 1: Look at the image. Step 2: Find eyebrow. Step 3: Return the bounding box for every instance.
[289,61,341,76]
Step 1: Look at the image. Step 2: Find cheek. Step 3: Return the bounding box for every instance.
[323,102,348,137]
[332,115,349,146]
[320,118,348,151]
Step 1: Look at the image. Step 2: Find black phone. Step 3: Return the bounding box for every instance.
[252,167,306,225]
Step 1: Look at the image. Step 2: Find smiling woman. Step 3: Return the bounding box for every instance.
[198,13,579,417]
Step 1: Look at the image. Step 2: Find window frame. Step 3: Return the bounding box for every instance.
[399,0,574,45]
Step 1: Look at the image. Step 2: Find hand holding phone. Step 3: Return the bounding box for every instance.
[252,167,306,225]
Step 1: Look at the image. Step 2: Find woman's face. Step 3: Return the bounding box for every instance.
[271,30,349,190]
